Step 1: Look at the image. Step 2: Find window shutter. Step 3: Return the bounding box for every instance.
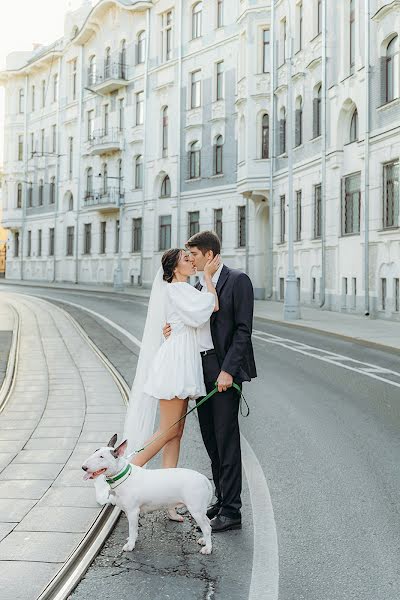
[380,56,387,105]
[295,110,301,147]
[312,98,319,138]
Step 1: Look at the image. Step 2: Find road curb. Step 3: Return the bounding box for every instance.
[0,302,20,414]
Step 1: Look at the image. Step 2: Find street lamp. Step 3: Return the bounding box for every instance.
[96,173,124,291]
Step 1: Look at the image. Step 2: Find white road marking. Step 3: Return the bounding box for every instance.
[27,293,280,600]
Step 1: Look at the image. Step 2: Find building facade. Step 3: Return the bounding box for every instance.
[0,0,399,318]
[0,169,6,276]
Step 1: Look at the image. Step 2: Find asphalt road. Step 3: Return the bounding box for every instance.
[1,283,400,600]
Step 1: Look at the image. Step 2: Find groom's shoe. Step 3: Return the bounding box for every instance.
[206,503,221,520]
[210,514,242,533]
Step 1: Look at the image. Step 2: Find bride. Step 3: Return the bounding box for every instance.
[122,248,220,520]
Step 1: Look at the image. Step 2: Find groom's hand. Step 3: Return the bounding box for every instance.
[217,371,233,393]
[163,323,172,339]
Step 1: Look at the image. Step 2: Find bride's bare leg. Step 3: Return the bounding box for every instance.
[161,400,188,522]
[130,398,187,468]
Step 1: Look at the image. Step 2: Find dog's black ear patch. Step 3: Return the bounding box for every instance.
[107,434,118,448]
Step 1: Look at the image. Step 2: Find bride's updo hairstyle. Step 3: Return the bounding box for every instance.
[162,248,182,283]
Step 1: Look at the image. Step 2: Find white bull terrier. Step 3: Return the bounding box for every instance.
[82,434,213,554]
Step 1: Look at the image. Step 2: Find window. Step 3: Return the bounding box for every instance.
[352,277,357,307]
[312,277,317,301]
[88,55,96,85]
[31,85,35,111]
[135,155,143,189]
[189,141,201,179]
[41,80,46,107]
[53,74,58,102]
[28,182,33,207]
[68,137,73,178]
[214,209,223,243]
[132,218,142,252]
[52,124,57,153]
[120,40,127,78]
[49,177,56,205]
[159,215,172,251]
[280,195,286,243]
[137,31,146,64]
[100,221,107,254]
[214,136,223,175]
[385,35,399,103]
[14,232,19,257]
[261,114,269,158]
[192,2,202,40]
[188,211,200,238]
[280,108,286,154]
[317,0,322,34]
[87,110,94,140]
[68,195,74,211]
[342,173,361,235]
[395,278,399,312]
[383,161,399,228]
[102,163,108,195]
[216,61,224,100]
[191,70,201,108]
[86,167,93,197]
[280,278,285,300]
[217,0,223,28]
[104,104,109,135]
[72,59,77,100]
[349,108,358,142]
[27,230,31,257]
[119,99,124,131]
[115,219,120,253]
[295,97,303,147]
[381,278,387,310]
[17,183,22,208]
[136,91,144,125]
[281,18,287,64]
[296,190,302,241]
[38,179,44,206]
[104,47,111,79]
[84,223,91,254]
[18,88,24,113]
[314,184,322,238]
[160,175,171,198]
[262,29,270,73]
[162,107,168,157]
[66,226,74,256]
[118,159,123,196]
[41,128,45,155]
[238,206,246,247]
[162,11,173,61]
[350,0,355,74]
[18,135,23,161]
[49,227,55,256]
[298,3,303,51]
[30,132,34,156]
[313,85,322,138]
[38,229,42,257]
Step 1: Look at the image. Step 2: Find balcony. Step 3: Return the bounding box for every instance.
[83,187,124,214]
[1,208,23,230]
[85,128,124,155]
[87,61,129,94]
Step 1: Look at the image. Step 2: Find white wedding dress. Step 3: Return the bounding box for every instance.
[144,282,215,401]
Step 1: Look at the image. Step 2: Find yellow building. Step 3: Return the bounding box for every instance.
[0,171,7,277]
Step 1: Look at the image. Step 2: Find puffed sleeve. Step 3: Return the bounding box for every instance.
[168,283,215,328]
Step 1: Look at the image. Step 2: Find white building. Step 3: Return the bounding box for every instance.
[0,0,399,319]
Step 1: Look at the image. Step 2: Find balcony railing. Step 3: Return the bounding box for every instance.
[87,59,129,93]
[84,187,124,213]
[86,128,123,155]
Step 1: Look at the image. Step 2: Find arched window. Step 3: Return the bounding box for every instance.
[386,35,399,103]
[280,108,286,154]
[313,85,322,138]
[38,179,44,206]
[261,114,269,158]
[162,107,168,157]
[102,163,108,195]
[192,2,203,39]
[349,108,358,142]
[135,155,143,189]
[160,175,171,198]
[17,183,22,208]
[295,97,303,147]
[189,141,201,179]
[86,167,93,196]
[18,88,25,114]
[68,194,74,211]
[88,55,96,85]
[137,31,146,64]
[49,177,56,204]
[104,47,111,79]
[214,135,223,175]
[120,40,126,79]
[28,182,33,207]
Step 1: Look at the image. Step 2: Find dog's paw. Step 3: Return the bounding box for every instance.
[122,541,135,552]
[197,537,205,546]
[200,545,212,555]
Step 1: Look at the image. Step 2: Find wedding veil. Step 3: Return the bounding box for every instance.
[124,267,167,456]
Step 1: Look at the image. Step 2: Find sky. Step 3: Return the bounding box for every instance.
[0,0,82,164]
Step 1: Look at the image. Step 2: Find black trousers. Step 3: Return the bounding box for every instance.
[196,352,242,518]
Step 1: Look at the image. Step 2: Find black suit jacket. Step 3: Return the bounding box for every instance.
[197,265,257,384]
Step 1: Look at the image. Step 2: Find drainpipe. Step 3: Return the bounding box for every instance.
[319,0,327,307]
[176,0,183,247]
[52,55,62,282]
[139,7,151,285]
[74,44,84,284]
[364,0,370,316]
[266,0,275,299]
[21,74,29,281]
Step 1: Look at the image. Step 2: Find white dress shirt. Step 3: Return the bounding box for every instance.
[197,263,224,352]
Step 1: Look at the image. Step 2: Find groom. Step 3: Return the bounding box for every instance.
[164,231,257,532]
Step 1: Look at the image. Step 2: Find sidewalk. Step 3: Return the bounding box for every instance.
[0,293,126,600]
[1,278,400,353]
[0,303,14,390]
